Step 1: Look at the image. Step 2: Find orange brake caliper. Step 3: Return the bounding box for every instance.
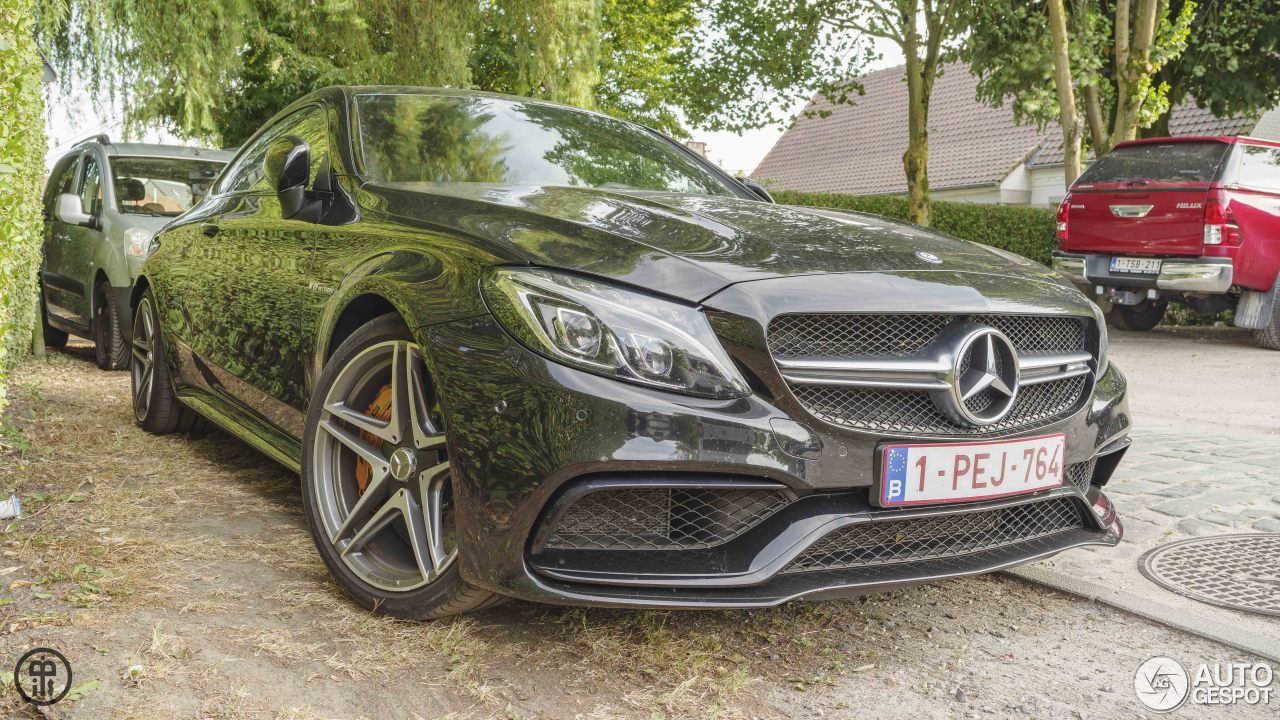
[355,383,394,495]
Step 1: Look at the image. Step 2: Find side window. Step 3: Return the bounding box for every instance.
[43,155,79,215]
[216,105,330,195]
[1236,145,1280,193]
[79,154,103,217]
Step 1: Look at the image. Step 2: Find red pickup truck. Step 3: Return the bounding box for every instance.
[1052,136,1280,349]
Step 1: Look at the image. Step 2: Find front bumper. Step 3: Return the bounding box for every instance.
[424,307,1131,609]
[1053,252,1234,293]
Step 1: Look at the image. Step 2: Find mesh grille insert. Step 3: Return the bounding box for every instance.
[1065,458,1097,494]
[790,374,1088,438]
[784,497,1086,573]
[767,313,1092,437]
[767,314,1085,359]
[544,487,791,551]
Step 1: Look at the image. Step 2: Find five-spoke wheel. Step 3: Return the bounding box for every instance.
[301,315,495,617]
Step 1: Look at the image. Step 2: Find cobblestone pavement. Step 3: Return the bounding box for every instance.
[1012,328,1280,659]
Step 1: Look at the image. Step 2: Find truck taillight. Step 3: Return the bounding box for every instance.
[1056,195,1070,244]
[1203,190,1241,246]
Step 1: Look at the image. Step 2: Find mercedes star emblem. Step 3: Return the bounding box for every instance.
[935,327,1020,426]
[915,250,942,264]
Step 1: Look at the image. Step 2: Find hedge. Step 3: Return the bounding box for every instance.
[0,0,46,414]
[772,191,1058,266]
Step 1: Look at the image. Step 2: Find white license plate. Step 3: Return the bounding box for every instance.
[878,434,1065,507]
[1110,256,1162,274]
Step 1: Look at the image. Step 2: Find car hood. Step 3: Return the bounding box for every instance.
[368,183,1068,302]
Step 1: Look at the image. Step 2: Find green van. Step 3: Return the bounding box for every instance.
[40,138,233,369]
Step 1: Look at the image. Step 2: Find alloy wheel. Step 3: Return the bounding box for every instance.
[131,298,156,421]
[312,340,457,592]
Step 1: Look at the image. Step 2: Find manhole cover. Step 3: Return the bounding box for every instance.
[1139,534,1280,617]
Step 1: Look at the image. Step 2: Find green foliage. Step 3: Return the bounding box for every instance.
[772,191,1058,265]
[592,0,699,134]
[472,0,602,111]
[0,0,47,414]
[966,0,1278,149]
[1158,0,1280,125]
[39,0,696,146]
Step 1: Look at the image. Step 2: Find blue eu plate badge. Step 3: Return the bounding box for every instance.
[883,447,909,504]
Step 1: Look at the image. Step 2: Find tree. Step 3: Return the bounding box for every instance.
[681,1,967,226]
[1146,0,1280,137]
[38,0,698,147]
[1047,0,1083,184]
[0,0,47,413]
[968,0,1214,168]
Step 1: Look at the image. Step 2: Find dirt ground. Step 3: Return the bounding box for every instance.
[0,339,1274,719]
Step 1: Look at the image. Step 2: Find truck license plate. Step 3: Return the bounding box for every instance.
[1110,256,1162,274]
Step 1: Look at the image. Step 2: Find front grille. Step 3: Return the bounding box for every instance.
[769,313,1092,436]
[1065,458,1097,494]
[768,314,1085,359]
[783,497,1086,573]
[543,487,791,551]
[791,374,1087,438]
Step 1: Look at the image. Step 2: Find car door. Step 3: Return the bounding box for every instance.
[56,150,108,327]
[181,105,331,436]
[41,153,83,327]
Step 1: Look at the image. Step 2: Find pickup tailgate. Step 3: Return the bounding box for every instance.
[1062,140,1230,257]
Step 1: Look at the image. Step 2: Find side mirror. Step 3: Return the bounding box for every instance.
[269,135,319,221]
[741,178,774,203]
[55,193,93,226]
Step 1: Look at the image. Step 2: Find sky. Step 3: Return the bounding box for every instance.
[44,38,907,175]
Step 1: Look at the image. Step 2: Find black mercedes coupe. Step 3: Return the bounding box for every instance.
[130,87,1130,617]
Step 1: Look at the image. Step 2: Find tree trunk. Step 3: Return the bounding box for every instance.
[903,52,931,226]
[1083,84,1110,156]
[1047,0,1083,186]
[1110,0,1162,146]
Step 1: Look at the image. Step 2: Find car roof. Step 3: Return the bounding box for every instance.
[1113,135,1280,151]
[69,141,235,163]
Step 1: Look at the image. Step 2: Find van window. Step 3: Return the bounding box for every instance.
[1235,145,1280,192]
[1075,142,1229,185]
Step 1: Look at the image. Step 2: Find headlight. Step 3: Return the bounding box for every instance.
[124,228,155,258]
[1089,301,1110,375]
[482,268,750,399]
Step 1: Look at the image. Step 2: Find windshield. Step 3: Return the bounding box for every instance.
[111,157,226,216]
[1075,142,1229,186]
[355,93,740,198]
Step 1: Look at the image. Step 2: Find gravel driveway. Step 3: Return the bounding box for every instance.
[0,335,1274,719]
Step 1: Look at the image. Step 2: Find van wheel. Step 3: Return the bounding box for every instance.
[93,280,129,370]
[1106,300,1165,332]
[1254,298,1280,350]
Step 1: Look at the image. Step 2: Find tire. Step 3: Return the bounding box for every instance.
[1106,300,1165,332]
[40,295,68,350]
[301,314,496,619]
[93,280,129,370]
[1254,297,1280,350]
[131,289,207,434]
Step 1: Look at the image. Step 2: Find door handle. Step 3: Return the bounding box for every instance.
[201,223,220,238]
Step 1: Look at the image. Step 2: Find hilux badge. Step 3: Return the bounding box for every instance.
[915,251,942,265]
